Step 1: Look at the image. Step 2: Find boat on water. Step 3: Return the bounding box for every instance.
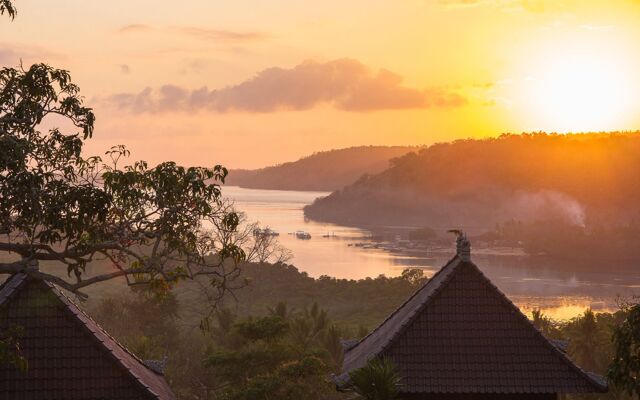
[253,228,280,237]
[295,231,312,240]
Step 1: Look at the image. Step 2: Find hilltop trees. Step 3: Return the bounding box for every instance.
[305,132,640,229]
[228,146,418,192]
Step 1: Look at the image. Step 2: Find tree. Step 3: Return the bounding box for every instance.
[0,6,245,298]
[204,304,345,400]
[0,62,244,297]
[213,210,292,265]
[347,357,402,400]
[400,268,427,286]
[531,308,561,339]
[609,303,640,397]
[566,309,602,371]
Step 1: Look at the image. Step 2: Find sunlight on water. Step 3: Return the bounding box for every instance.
[518,301,615,321]
[224,186,639,320]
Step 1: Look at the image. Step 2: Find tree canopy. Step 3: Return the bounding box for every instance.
[0,63,245,297]
[0,3,244,298]
[347,357,401,400]
[609,303,640,397]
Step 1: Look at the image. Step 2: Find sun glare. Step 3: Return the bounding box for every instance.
[519,36,637,133]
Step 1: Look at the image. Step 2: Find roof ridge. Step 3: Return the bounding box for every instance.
[45,280,158,373]
[465,261,608,392]
[0,273,28,306]
[347,255,461,354]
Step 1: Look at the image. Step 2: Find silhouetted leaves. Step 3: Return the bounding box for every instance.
[0,63,245,296]
[348,357,401,400]
[0,0,16,19]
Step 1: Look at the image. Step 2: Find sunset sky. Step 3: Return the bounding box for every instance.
[2,0,640,168]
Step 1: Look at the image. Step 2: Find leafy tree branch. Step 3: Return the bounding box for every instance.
[0,63,245,298]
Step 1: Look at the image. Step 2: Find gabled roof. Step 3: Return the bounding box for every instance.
[337,255,607,394]
[0,273,177,400]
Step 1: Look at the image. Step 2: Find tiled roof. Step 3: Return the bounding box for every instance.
[337,256,607,394]
[0,273,177,400]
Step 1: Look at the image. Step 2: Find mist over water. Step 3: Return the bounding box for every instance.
[225,186,640,319]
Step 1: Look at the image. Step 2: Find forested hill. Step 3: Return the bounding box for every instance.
[304,132,640,231]
[226,146,419,192]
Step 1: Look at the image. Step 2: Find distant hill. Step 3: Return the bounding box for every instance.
[304,132,640,232]
[226,146,419,192]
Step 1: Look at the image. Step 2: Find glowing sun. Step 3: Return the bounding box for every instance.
[519,36,636,133]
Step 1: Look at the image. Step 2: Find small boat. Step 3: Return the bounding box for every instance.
[253,228,279,237]
[295,231,312,240]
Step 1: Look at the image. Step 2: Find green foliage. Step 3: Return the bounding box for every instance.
[531,308,563,339]
[609,303,640,397]
[531,308,631,399]
[564,309,605,371]
[0,325,27,373]
[92,292,180,360]
[400,268,428,286]
[1,5,244,294]
[234,315,289,342]
[348,357,401,400]
[268,301,294,318]
[204,303,346,400]
[223,262,426,331]
[0,61,244,296]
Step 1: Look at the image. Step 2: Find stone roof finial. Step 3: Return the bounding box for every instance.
[449,229,471,262]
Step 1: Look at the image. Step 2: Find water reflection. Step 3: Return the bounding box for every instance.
[225,186,640,319]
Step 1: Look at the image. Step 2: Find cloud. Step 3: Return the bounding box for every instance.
[0,47,21,65]
[118,24,151,33]
[175,27,267,42]
[0,43,65,65]
[104,59,467,113]
[117,24,267,42]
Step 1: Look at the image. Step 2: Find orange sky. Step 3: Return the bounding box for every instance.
[2,0,640,168]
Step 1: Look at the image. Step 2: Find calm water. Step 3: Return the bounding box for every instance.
[225,186,640,320]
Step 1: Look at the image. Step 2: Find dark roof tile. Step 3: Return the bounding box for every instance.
[0,273,176,399]
[337,256,607,395]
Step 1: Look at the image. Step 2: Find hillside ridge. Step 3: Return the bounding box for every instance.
[226,145,420,191]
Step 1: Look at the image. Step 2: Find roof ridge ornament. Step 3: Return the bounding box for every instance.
[449,229,471,262]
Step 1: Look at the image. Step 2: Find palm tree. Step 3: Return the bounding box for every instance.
[568,308,600,371]
[348,357,402,400]
[531,308,561,338]
[267,301,294,319]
